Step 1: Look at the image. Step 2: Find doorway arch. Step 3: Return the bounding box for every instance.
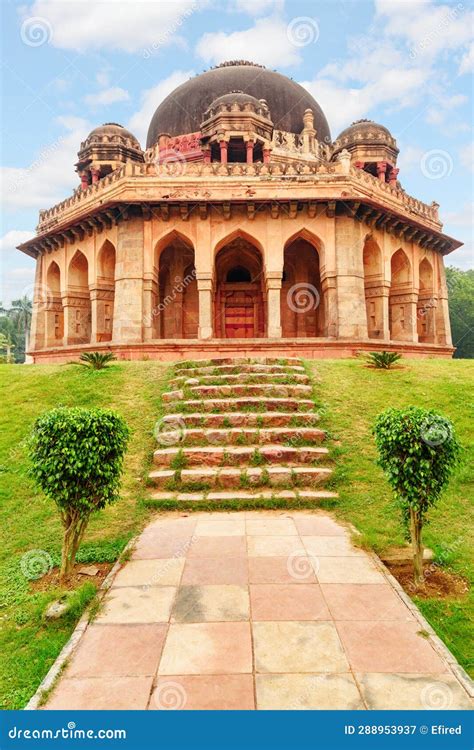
[214,236,265,338]
[281,236,324,337]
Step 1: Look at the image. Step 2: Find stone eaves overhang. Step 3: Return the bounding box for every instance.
[17,175,462,259]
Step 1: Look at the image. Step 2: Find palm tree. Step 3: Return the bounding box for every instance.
[9,296,32,359]
[0,332,15,363]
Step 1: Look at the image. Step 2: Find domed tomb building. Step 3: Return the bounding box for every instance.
[19,61,461,361]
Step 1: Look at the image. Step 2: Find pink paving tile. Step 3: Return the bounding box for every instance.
[293,515,348,536]
[145,517,198,534]
[45,676,153,710]
[181,557,248,585]
[250,584,331,621]
[150,675,255,710]
[132,535,195,560]
[336,621,449,673]
[186,536,247,558]
[249,556,317,584]
[159,622,253,675]
[321,584,415,622]
[67,624,167,677]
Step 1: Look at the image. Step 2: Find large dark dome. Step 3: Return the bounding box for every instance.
[146,62,331,148]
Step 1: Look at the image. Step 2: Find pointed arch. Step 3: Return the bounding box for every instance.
[417,257,435,343]
[96,240,116,342]
[214,228,265,259]
[363,236,384,339]
[67,250,91,344]
[281,233,325,337]
[45,261,64,346]
[156,233,197,339]
[389,248,413,342]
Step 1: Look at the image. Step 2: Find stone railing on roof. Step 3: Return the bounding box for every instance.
[36,158,440,233]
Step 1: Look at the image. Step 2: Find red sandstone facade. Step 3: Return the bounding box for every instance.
[18,62,461,363]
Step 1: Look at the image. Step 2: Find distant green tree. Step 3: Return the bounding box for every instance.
[9,296,32,361]
[446,267,474,359]
[0,332,15,363]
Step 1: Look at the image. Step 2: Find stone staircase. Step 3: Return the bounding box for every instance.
[147,358,338,507]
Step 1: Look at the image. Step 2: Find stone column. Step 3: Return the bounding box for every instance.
[435,256,452,346]
[388,167,399,186]
[29,255,46,351]
[266,272,282,338]
[112,216,145,343]
[376,161,388,182]
[334,217,369,339]
[219,140,228,164]
[246,140,254,164]
[197,274,213,339]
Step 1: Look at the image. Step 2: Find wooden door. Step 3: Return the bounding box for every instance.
[224,290,256,338]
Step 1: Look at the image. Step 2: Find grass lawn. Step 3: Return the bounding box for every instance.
[0,356,472,708]
[0,361,169,709]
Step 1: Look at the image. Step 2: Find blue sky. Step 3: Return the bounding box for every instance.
[1,0,472,304]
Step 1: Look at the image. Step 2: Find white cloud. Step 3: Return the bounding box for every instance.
[459,42,474,74]
[232,0,284,15]
[84,86,130,108]
[21,0,200,52]
[196,16,302,68]
[0,117,91,211]
[0,231,36,306]
[459,142,474,173]
[128,70,194,148]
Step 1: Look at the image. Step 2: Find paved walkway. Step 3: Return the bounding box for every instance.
[45,511,472,710]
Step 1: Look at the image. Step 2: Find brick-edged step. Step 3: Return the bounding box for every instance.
[149,489,338,503]
[149,466,332,489]
[153,444,328,467]
[176,357,303,369]
[185,384,312,399]
[175,398,315,413]
[174,363,305,377]
[170,372,310,388]
[162,412,320,428]
[160,426,326,447]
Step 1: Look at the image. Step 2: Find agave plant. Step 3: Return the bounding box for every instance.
[367,351,402,370]
[76,352,117,370]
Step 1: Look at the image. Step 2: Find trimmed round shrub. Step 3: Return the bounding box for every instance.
[28,407,130,580]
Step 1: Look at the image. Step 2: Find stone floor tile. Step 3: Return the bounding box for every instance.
[45,676,154,710]
[187,536,247,558]
[256,673,363,710]
[112,559,184,588]
[321,584,415,621]
[293,515,348,536]
[145,517,198,534]
[132,535,194,560]
[151,675,255,710]
[250,584,330,621]
[195,519,246,537]
[253,621,349,673]
[181,557,248,585]
[95,586,176,624]
[159,622,252,675]
[66,624,167,677]
[336,621,449,673]
[246,518,298,536]
[315,556,386,584]
[249,556,317,584]
[356,673,473,710]
[303,535,365,557]
[247,535,303,557]
[171,585,249,622]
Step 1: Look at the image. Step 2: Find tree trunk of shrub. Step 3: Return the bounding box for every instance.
[60,512,89,582]
[410,507,424,587]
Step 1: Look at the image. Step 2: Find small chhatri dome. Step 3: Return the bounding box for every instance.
[335,119,397,149]
[82,122,141,150]
[203,91,271,120]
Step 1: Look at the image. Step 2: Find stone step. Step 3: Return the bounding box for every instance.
[153,444,328,467]
[157,426,326,447]
[174,363,306,377]
[161,412,320,428]
[170,372,310,387]
[148,489,339,503]
[184,384,312,400]
[176,357,304,370]
[174,397,315,413]
[149,465,332,489]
